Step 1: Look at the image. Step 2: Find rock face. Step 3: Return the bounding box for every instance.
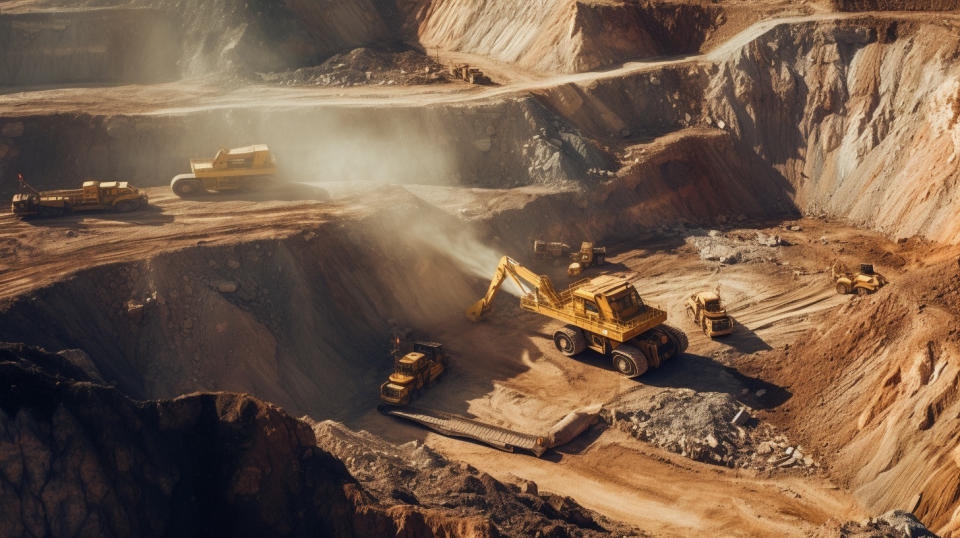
[0,343,358,537]
[0,344,637,537]
[0,9,179,86]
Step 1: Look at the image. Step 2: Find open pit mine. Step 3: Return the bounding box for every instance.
[2,0,960,536]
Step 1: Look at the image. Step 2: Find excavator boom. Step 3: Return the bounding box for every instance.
[466,256,560,321]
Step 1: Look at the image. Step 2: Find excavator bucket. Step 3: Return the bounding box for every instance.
[466,299,488,322]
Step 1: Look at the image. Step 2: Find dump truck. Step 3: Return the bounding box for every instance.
[467,256,687,377]
[11,175,148,218]
[379,341,448,406]
[686,291,734,337]
[170,145,276,197]
[833,262,888,295]
[449,64,491,85]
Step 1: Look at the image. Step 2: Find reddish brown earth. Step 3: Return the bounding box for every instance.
[2,1,960,536]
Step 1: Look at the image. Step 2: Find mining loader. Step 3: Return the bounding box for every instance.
[11,174,148,218]
[170,145,276,197]
[467,256,687,377]
[533,240,607,275]
[567,241,606,276]
[449,64,491,85]
[832,262,887,295]
[379,342,448,406]
[686,291,734,337]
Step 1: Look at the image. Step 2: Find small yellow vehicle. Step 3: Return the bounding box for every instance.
[12,175,148,218]
[685,291,735,337]
[833,262,888,295]
[379,342,447,406]
[170,145,276,197]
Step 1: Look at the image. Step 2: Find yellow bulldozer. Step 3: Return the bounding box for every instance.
[467,256,687,377]
[170,145,276,197]
[449,64,491,85]
[379,342,448,406]
[832,262,888,295]
[11,174,148,218]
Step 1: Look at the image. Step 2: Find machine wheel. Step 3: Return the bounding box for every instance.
[115,200,140,212]
[171,175,204,197]
[856,286,868,296]
[611,344,648,378]
[836,282,850,295]
[662,324,689,354]
[553,325,586,356]
[38,206,64,218]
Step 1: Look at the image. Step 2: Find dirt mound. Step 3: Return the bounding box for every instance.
[258,47,447,87]
[740,255,960,534]
[310,420,639,537]
[830,511,937,538]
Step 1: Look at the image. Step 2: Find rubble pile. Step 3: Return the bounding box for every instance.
[606,389,818,472]
[310,420,639,537]
[258,47,448,87]
[685,229,787,265]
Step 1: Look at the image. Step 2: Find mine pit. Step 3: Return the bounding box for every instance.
[2,1,960,537]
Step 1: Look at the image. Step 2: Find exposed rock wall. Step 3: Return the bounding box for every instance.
[0,9,180,86]
[404,0,720,73]
[703,18,960,243]
[0,343,359,537]
[0,97,610,200]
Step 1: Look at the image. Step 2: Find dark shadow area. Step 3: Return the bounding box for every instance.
[640,353,791,409]
[718,322,773,354]
[18,203,174,228]
[181,182,330,203]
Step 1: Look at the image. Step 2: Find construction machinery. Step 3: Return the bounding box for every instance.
[449,64,491,85]
[467,256,687,377]
[832,262,888,295]
[379,342,448,406]
[532,240,607,276]
[567,241,606,276]
[170,145,276,197]
[686,291,735,337]
[11,174,148,218]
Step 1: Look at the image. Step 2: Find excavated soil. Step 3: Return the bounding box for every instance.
[3,1,960,536]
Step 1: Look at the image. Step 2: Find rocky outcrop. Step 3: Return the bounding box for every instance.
[0,342,359,537]
[404,0,721,73]
[0,343,639,537]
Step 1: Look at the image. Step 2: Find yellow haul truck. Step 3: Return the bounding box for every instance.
[11,176,148,218]
[170,145,276,197]
[467,256,687,377]
[686,291,735,337]
[379,342,448,406]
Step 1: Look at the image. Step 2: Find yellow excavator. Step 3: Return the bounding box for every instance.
[467,256,687,377]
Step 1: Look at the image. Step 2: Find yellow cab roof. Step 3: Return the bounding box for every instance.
[398,352,425,364]
[228,144,269,155]
[575,275,631,299]
[698,291,720,301]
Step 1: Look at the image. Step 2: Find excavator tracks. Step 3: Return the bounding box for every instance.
[379,405,547,457]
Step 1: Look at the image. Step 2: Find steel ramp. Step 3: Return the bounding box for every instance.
[378,405,547,457]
